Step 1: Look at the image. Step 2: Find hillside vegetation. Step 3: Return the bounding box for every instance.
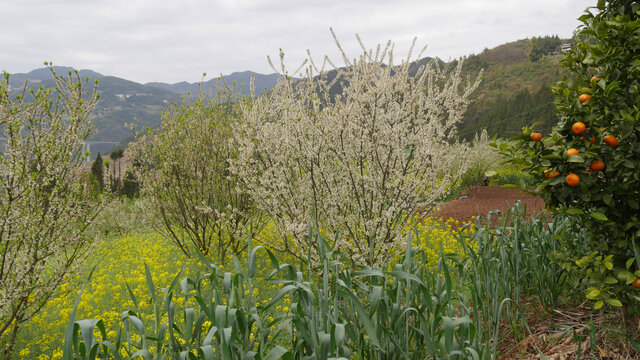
[459,37,569,139]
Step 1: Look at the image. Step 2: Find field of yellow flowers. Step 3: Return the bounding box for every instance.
[13,217,468,359]
[15,233,197,359]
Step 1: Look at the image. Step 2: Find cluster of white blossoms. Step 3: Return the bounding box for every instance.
[231,32,481,265]
[0,67,100,353]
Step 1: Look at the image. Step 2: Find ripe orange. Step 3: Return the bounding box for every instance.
[572,122,586,135]
[633,278,640,289]
[604,135,619,147]
[579,93,592,104]
[544,169,560,179]
[590,76,604,83]
[566,148,579,157]
[566,173,580,186]
[590,160,605,172]
[531,133,543,142]
[582,136,596,144]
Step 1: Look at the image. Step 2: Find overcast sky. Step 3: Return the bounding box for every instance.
[1,0,592,84]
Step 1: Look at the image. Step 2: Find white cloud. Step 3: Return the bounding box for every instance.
[0,0,592,83]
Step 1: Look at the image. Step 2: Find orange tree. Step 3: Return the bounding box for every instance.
[498,0,640,309]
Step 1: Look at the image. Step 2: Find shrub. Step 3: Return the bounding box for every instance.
[90,152,105,191]
[459,130,502,190]
[132,83,259,262]
[0,65,101,357]
[232,31,480,266]
[488,163,536,187]
[119,170,140,199]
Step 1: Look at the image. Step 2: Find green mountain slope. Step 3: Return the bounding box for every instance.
[458,37,569,139]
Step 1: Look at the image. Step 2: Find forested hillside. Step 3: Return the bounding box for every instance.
[458,36,569,139]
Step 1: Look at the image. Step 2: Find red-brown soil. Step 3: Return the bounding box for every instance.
[434,186,546,224]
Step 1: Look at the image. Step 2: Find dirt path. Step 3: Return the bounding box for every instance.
[433,186,546,224]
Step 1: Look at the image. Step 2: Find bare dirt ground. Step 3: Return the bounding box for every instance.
[434,186,546,224]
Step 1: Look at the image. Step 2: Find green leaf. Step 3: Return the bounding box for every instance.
[627,258,635,270]
[265,346,291,360]
[586,288,601,300]
[590,212,608,221]
[542,154,563,160]
[333,323,345,348]
[248,245,264,278]
[144,262,157,304]
[63,267,95,360]
[337,287,381,348]
[594,300,604,309]
[566,154,584,163]
[606,298,623,307]
[199,346,215,360]
[353,269,385,278]
[566,208,585,215]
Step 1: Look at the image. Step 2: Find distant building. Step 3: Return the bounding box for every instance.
[561,43,572,52]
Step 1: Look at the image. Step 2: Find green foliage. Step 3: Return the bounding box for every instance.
[132,82,259,262]
[488,164,536,188]
[459,38,568,140]
[119,170,140,199]
[497,0,640,308]
[529,35,563,62]
[91,153,105,191]
[461,202,569,314]
[107,149,125,195]
[462,85,559,139]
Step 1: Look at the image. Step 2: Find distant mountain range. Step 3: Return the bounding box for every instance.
[5,35,569,155]
[145,71,279,97]
[6,67,279,157]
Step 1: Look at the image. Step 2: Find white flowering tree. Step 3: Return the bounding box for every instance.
[132,83,259,262]
[0,66,100,357]
[232,33,480,265]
